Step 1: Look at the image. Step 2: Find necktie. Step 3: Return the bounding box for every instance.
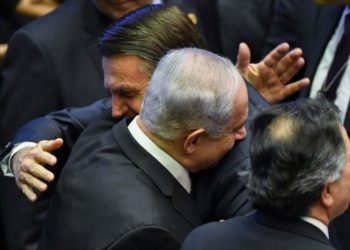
[324,13,350,102]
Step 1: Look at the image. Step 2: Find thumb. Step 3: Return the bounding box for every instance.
[38,138,64,153]
[236,43,251,73]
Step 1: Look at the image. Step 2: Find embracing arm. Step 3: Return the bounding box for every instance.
[2,98,111,201]
[12,97,111,144]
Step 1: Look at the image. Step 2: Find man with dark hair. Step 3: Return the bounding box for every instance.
[261,1,350,248]
[182,98,350,250]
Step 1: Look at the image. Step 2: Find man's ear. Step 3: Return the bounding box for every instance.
[183,128,206,154]
[321,183,334,209]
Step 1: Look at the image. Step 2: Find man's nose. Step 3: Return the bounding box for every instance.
[111,96,128,120]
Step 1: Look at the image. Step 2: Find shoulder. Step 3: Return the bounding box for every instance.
[182,217,249,250]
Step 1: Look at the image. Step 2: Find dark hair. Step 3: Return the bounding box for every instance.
[248,98,345,217]
[99,4,205,76]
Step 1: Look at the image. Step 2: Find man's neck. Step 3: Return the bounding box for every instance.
[136,117,187,166]
[307,204,331,226]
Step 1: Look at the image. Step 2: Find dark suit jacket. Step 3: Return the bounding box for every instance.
[1,83,267,250]
[0,0,111,146]
[264,0,344,97]
[0,99,113,250]
[191,0,275,62]
[182,210,335,250]
[264,1,348,248]
[38,116,201,250]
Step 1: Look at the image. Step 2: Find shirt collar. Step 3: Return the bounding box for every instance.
[300,216,329,238]
[128,116,191,193]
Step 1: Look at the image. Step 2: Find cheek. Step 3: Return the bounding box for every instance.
[127,99,143,113]
[224,135,236,150]
[217,137,235,158]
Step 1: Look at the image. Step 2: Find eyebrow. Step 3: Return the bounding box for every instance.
[104,82,140,93]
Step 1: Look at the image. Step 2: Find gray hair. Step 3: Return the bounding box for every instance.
[141,48,241,140]
[247,98,346,217]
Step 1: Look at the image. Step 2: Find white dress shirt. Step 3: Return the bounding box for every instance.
[128,116,191,193]
[301,216,329,238]
[310,6,350,121]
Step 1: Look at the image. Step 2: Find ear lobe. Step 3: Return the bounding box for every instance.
[183,128,206,154]
[321,183,334,208]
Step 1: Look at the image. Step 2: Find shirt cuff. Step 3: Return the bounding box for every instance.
[2,142,37,177]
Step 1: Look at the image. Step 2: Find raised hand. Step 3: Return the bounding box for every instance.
[236,42,310,104]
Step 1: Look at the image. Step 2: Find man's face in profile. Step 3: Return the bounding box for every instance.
[102,54,149,120]
[94,0,153,20]
[328,125,350,220]
[187,79,249,173]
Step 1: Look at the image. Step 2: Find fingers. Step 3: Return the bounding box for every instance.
[283,78,310,97]
[279,57,305,84]
[30,146,57,166]
[38,138,64,154]
[18,171,47,192]
[236,43,251,73]
[12,139,62,201]
[21,158,55,182]
[274,48,303,77]
[20,183,37,202]
[262,42,290,68]
[31,138,63,166]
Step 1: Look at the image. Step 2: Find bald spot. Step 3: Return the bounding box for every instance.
[268,116,295,141]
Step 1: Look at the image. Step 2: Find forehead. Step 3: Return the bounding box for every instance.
[102,54,150,89]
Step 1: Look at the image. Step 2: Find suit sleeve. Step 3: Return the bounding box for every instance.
[9,98,111,180]
[0,28,58,146]
[12,98,111,145]
[107,226,181,250]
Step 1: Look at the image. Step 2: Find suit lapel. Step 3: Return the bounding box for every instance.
[112,119,202,227]
[172,180,202,227]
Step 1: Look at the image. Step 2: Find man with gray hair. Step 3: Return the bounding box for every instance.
[182,98,350,250]
[38,47,248,250]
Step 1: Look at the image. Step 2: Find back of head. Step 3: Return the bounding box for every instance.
[98,4,205,76]
[141,47,241,140]
[248,98,345,217]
